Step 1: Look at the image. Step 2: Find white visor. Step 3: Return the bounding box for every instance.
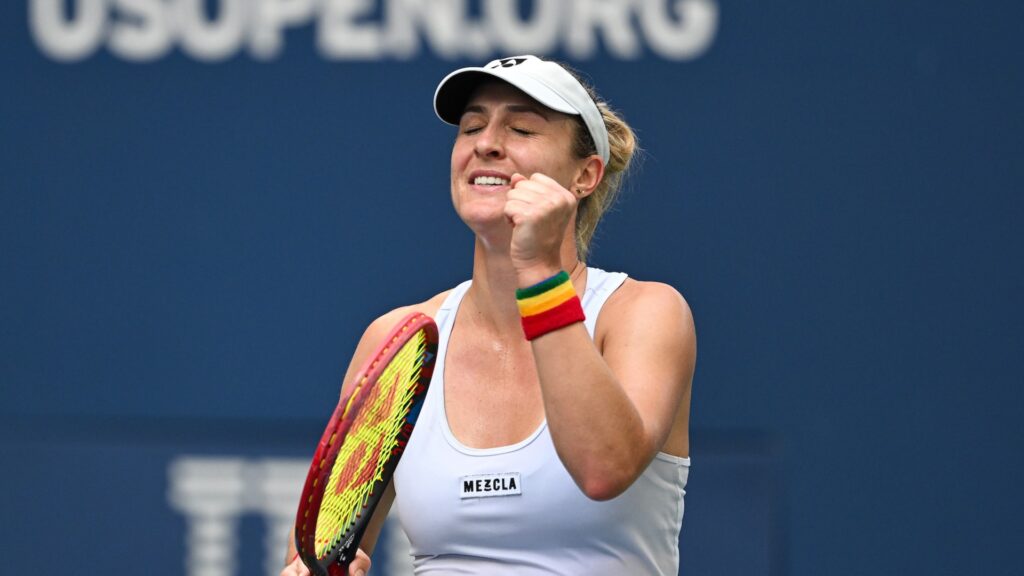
[434,55,610,164]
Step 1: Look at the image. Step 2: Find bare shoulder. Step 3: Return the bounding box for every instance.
[339,289,453,397]
[362,290,452,342]
[595,278,697,425]
[598,278,695,339]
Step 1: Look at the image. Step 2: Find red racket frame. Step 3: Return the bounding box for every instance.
[294,312,437,576]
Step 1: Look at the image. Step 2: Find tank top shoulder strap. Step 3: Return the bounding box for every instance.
[434,271,624,338]
[415,280,471,431]
[434,279,472,336]
[581,267,628,338]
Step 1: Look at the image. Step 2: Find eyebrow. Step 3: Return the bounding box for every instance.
[462,103,551,120]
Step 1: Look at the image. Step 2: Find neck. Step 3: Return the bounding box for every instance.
[465,236,585,337]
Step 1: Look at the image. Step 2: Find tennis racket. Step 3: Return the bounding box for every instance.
[295,312,437,576]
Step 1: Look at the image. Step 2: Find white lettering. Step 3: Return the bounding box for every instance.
[255,460,311,575]
[319,0,383,59]
[109,0,172,61]
[29,0,106,62]
[168,458,247,576]
[640,0,718,60]
[566,0,639,60]
[169,456,415,576]
[28,0,720,63]
[484,0,560,55]
[384,0,465,60]
[250,0,317,60]
[177,0,247,62]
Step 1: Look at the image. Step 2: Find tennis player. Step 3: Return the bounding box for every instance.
[283,55,695,576]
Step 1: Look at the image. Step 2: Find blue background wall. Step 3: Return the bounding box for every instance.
[2,1,1022,574]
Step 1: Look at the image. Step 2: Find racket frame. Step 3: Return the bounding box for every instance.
[294,312,437,576]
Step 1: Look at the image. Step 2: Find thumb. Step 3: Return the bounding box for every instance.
[349,548,372,576]
[510,172,527,187]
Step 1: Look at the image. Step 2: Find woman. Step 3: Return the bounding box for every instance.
[284,55,695,575]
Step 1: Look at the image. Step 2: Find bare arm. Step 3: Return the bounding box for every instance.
[505,173,695,501]
[529,279,695,500]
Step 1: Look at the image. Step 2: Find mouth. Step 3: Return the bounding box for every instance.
[472,175,510,187]
[467,170,511,190]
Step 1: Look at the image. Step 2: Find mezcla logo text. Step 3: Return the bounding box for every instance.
[29,0,718,63]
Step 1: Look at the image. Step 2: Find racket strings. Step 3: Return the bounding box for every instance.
[314,330,429,558]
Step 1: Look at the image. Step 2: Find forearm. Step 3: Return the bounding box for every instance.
[285,530,297,566]
[516,266,694,500]
[530,322,652,500]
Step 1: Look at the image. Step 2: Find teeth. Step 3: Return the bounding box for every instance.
[473,176,509,186]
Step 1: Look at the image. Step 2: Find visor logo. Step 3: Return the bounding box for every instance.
[490,57,528,69]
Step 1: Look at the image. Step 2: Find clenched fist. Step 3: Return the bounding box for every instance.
[504,172,578,282]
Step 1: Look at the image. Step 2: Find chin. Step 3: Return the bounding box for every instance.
[459,209,506,230]
[455,192,504,218]
[457,205,511,237]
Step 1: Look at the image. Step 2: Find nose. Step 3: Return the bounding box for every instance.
[474,124,505,159]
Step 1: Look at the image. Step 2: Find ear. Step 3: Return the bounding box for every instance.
[572,155,605,199]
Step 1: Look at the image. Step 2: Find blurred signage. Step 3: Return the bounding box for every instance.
[167,457,307,576]
[167,456,414,576]
[29,0,718,62]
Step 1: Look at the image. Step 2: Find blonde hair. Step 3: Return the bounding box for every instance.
[565,70,639,261]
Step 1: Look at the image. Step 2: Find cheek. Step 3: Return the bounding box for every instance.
[450,141,468,207]
[451,139,473,179]
[451,135,473,160]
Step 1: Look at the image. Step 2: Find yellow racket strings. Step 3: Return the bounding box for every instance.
[315,330,427,557]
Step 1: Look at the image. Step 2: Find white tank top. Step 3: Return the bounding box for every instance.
[393,267,690,575]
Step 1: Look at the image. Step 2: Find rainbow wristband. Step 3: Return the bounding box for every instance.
[516,271,585,341]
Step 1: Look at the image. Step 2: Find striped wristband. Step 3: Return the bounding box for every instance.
[516,271,585,340]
